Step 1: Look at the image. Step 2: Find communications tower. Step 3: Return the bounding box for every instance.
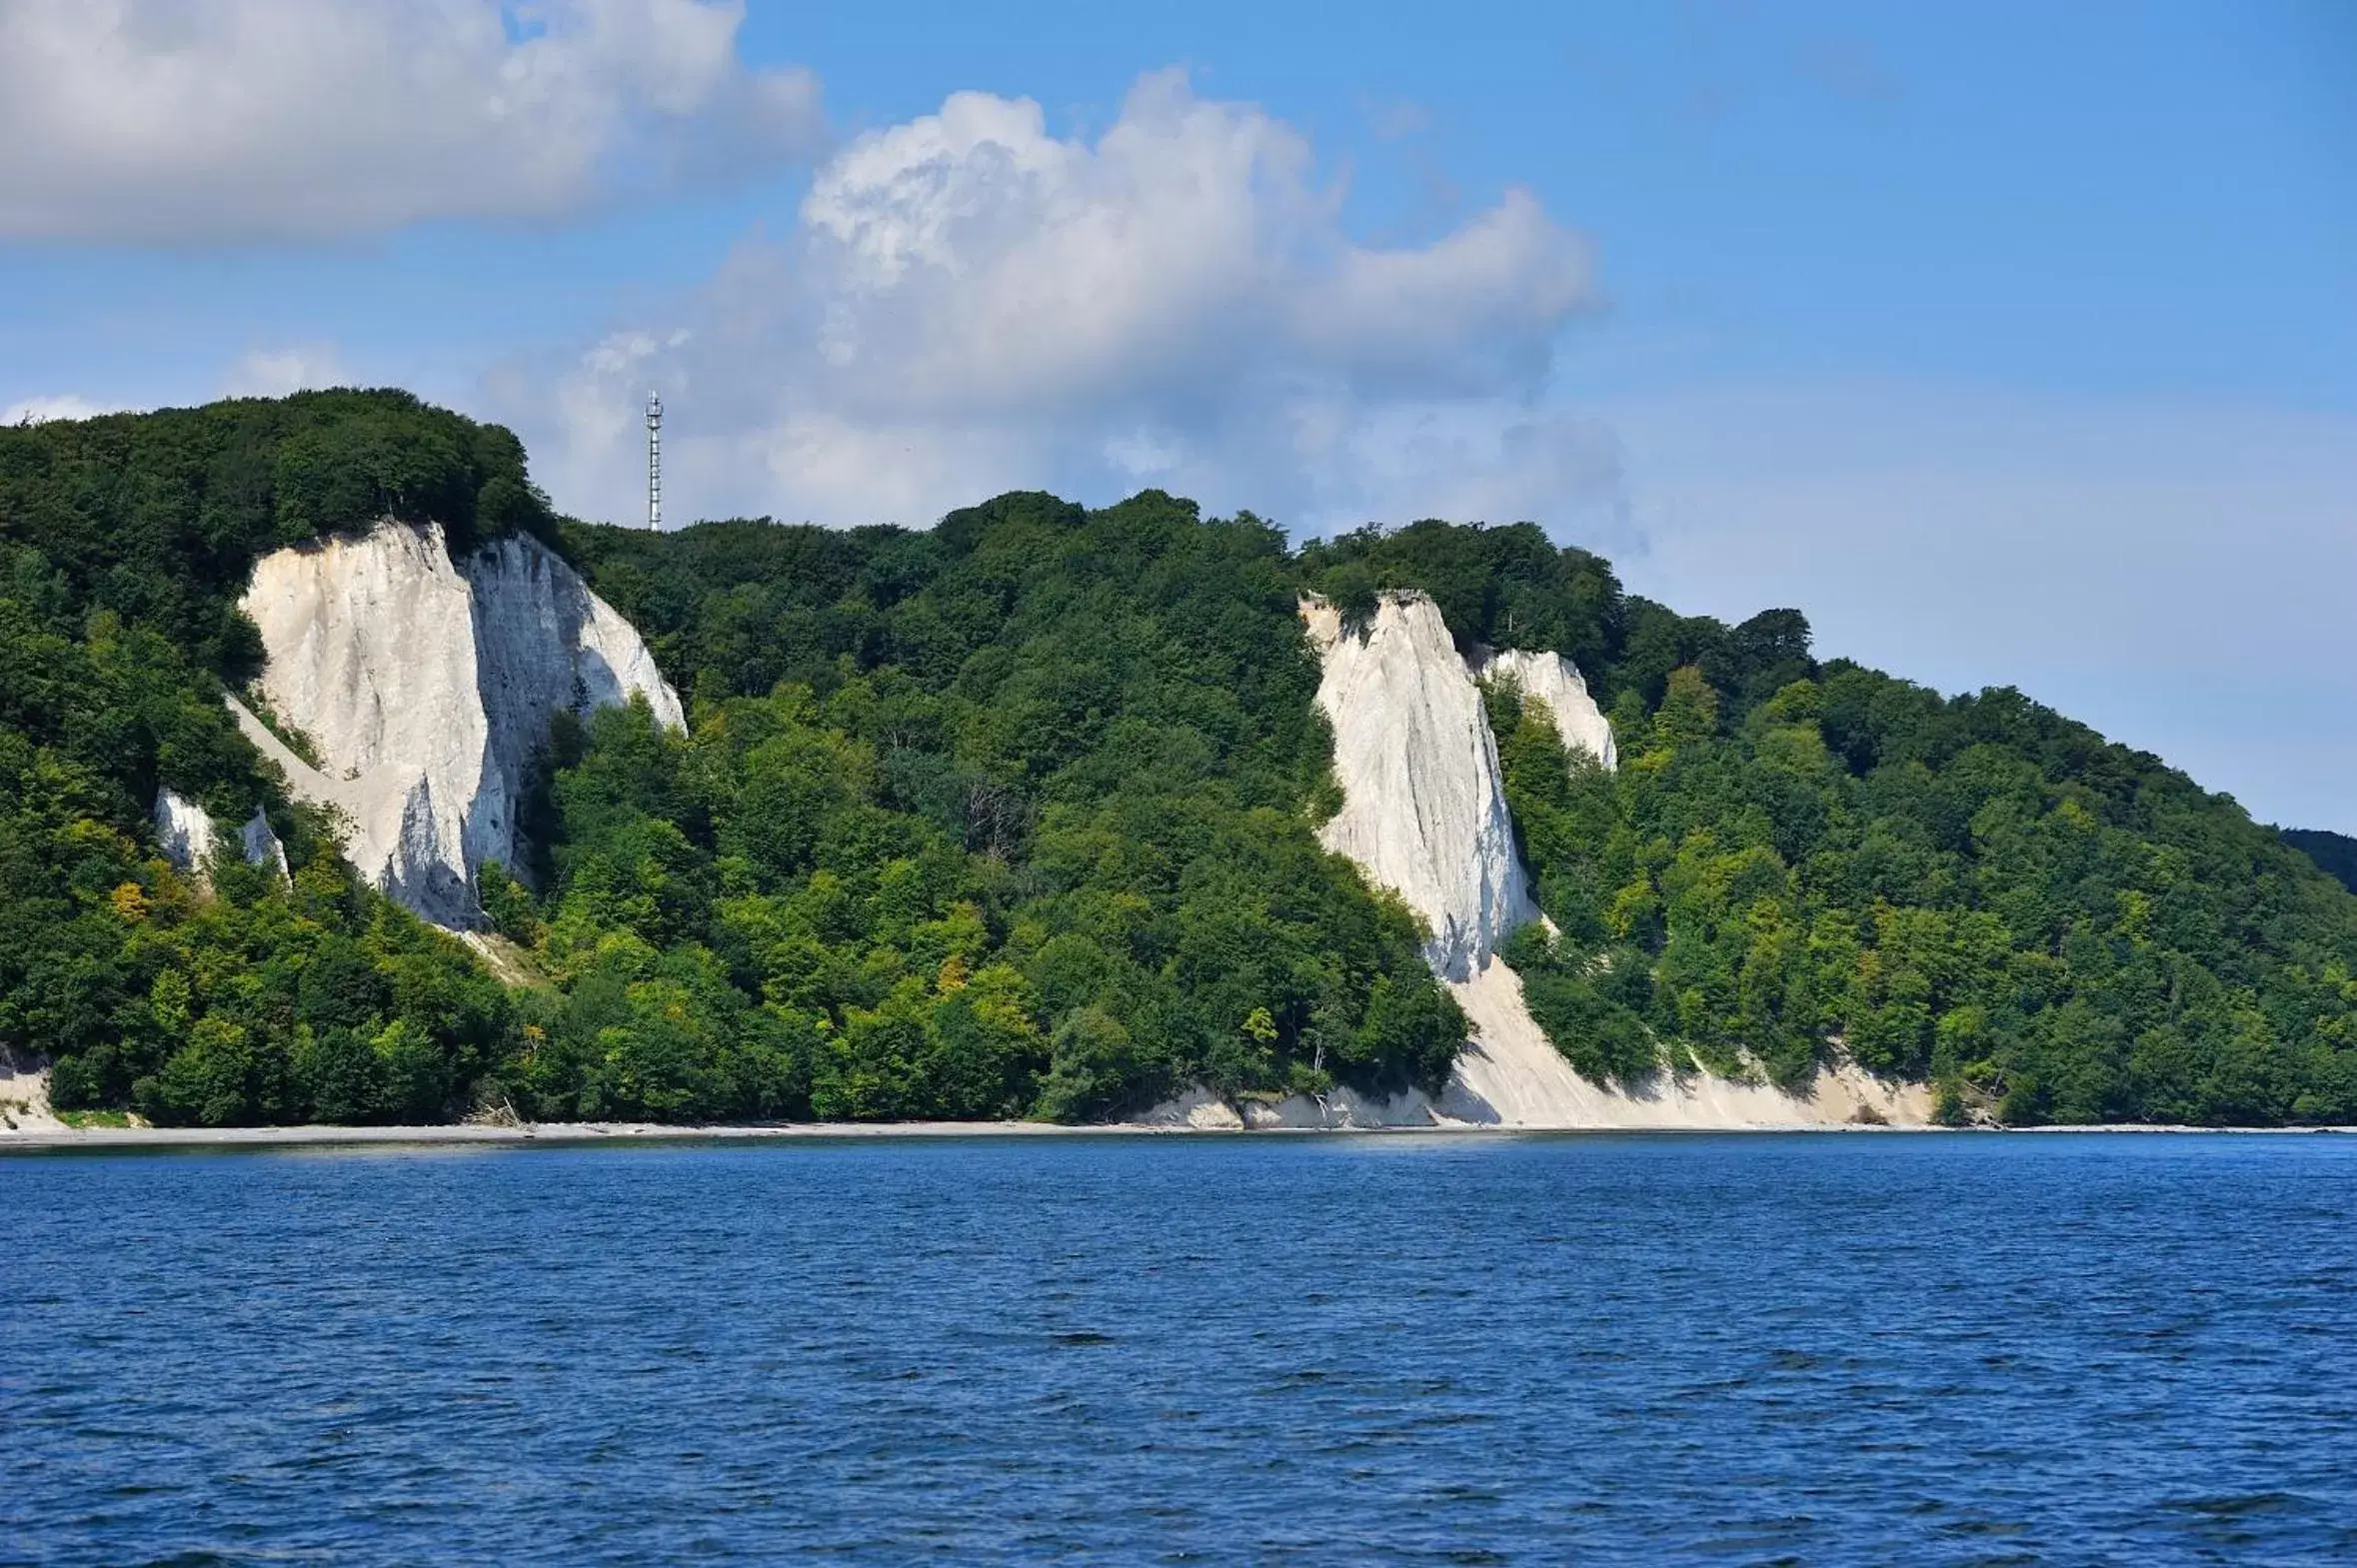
[645,390,663,531]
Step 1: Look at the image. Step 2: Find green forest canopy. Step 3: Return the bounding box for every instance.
[5,391,2355,1127]
[2281,828,2357,896]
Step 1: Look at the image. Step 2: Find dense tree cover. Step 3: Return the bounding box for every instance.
[9,395,2354,1127]
[1,393,539,1124]
[1315,514,2357,1125]
[1299,519,1625,673]
[2283,828,2357,895]
[532,506,2357,1126]
[492,492,1463,1121]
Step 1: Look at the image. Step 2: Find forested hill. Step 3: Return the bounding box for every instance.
[559,504,2357,1126]
[1,393,552,1126]
[2283,829,2357,896]
[5,392,2356,1127]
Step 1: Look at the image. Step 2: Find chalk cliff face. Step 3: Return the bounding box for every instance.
[151,788,290,887]
[1475,647,1617,770]
[151,787,219,875]
[1285,591,1925,1129]
[1303,593,1534,982]
[235,518,683,927]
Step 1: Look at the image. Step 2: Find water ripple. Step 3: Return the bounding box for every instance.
[3,1131,2354,1563]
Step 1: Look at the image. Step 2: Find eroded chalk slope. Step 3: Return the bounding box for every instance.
[235,518,682,927]
[1295,591,1925,1128]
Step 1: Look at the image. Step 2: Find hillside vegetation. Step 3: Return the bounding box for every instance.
[507,494,1458,1122]
[0,394,536,1125]
[2283,828,2357,895]
[1307,526,2357,1124]
[5,392,2354,1125]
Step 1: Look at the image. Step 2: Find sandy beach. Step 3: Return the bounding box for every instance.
[0,1119,1141,1151]
[2,1118,2348,1152]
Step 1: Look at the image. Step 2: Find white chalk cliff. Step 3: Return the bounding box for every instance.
[233,518,683,927]
[151,787,290,887]
[1269,589,1925,1129]
[1475,646,1617,770]
[1303,594,1534,981]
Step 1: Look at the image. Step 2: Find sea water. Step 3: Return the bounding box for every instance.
[5,1132,2354,1563]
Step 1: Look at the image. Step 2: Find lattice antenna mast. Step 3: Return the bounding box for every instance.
[645,390,664,532]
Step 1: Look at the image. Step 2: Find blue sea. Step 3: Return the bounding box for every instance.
[6,1132,2355,1564]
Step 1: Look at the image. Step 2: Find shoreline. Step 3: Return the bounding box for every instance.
[2,1118,2350,1152]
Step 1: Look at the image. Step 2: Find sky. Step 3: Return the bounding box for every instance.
[2,0,2352,827]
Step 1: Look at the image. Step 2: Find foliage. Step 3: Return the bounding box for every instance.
[1300,519,1623,672]
[511,491,1465,1121]
[0,393,546,1124]
[1473,580,2357,1124]
[10,397,2355,1128]
[2282,828,2357,895]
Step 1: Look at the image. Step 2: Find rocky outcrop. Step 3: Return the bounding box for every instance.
[0,1042,61,1133]
[1287,590,1927,1129]
[1303,593,1534,981]
[1439,955,1929,1126]
[152,787,217,873]
[235,518,682,927]
[468,531,683,858]
[1135,1083,1442,1130]
[1475,647,1617,770]
[151,787,290,888]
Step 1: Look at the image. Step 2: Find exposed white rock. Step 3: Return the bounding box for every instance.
[152,787,218,875]
[1303,592,1534,981]
[468,531,686,871]
[239,807,292,884]
[1439,956,1928,1126]
[1297,592,1927,1129]
[1475,647,1617,771]
[1244,1087,1441,1128]
[1137,1083,1443,1129]
[151,787,290,888]
[1135,1086,1245,1130]
[236,518,682,926]
[0,1043,62,1133]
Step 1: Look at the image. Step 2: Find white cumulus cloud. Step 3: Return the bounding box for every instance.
[0,0,823,242]
[522,71,1607,534]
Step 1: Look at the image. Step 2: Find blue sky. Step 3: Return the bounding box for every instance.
[2,1,2351,828]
